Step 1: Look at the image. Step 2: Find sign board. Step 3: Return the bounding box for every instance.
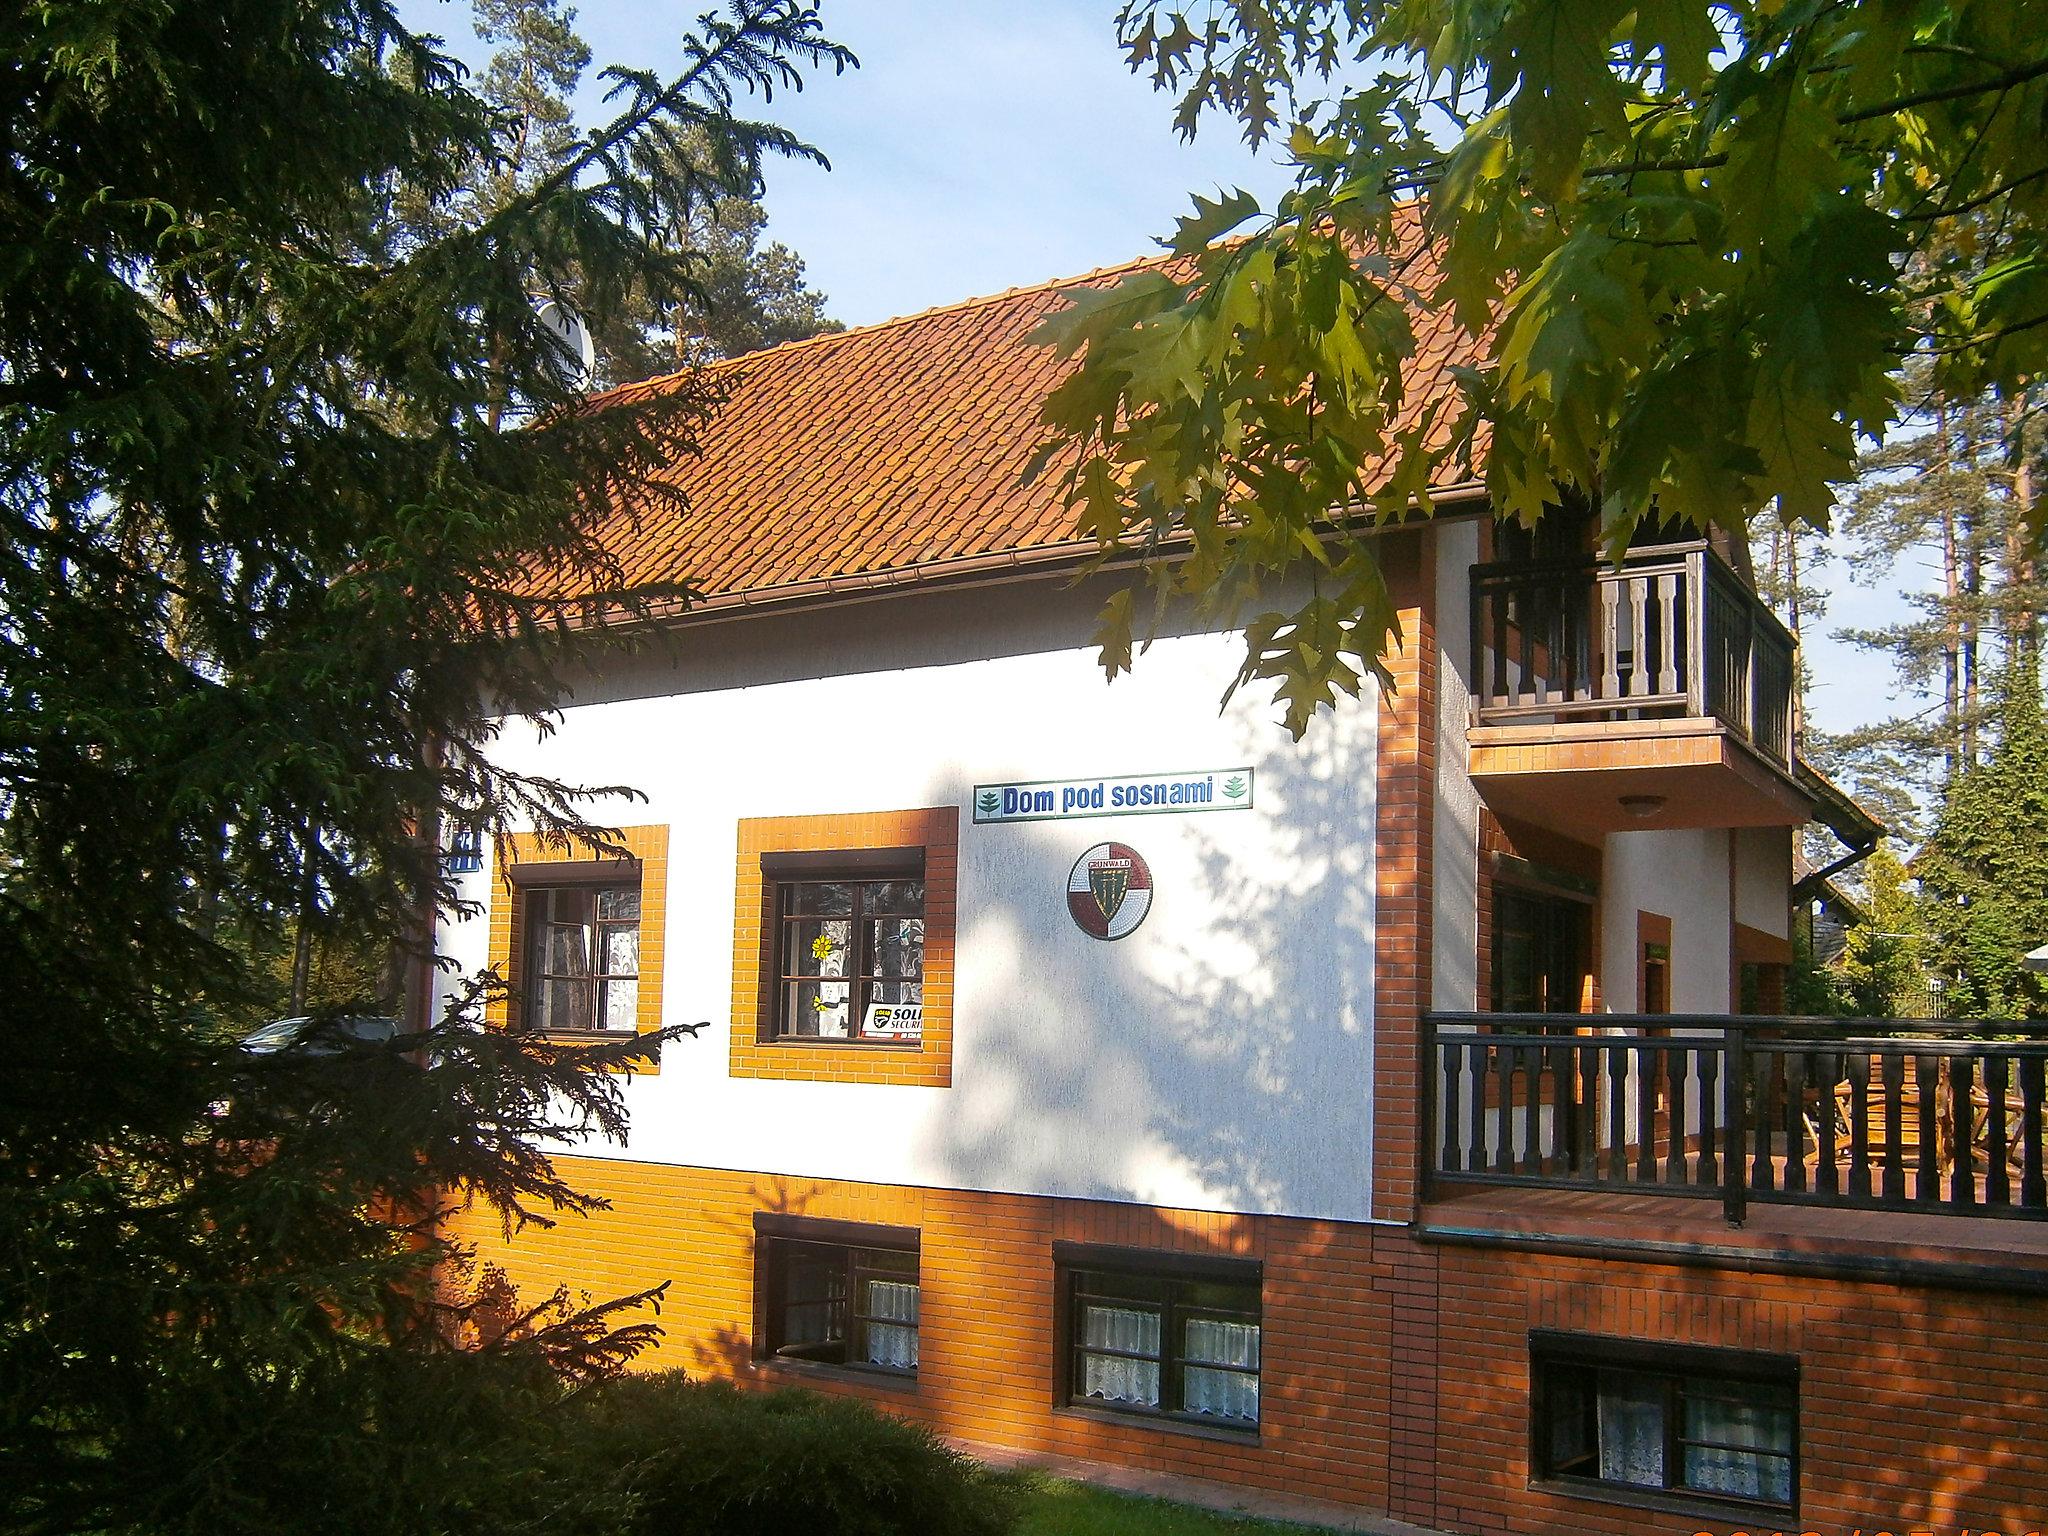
[973,768,1253,825]
[859,1002,922,1042]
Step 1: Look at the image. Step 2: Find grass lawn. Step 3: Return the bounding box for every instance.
[1004,1470,1337,1535]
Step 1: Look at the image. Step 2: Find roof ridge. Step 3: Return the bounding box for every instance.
[599,245,1175,403]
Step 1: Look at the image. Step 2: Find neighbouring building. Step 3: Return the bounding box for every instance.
[438,245,2048,1535]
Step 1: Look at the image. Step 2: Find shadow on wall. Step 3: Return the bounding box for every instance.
[914,705,1378,1221]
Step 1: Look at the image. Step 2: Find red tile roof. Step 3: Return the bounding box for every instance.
[568,224,1488,612]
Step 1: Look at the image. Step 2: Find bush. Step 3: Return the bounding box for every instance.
[555,1373,1018,1536]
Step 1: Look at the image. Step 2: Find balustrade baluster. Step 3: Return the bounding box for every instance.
[1439,1038,1464,1175]
[1750,1055,1775,1194]
[1782,1051,1808,1194]
[1467,1040,1489,1177]
[1656,572,1679,695]
[1814,1050,1840,1197]
[1635,1043,1659,1182]
[1985,1054,2011,1208]
[1914,1054,1940,1204]
[2021,1055,2047,1209]
[1628,577,1651,698]
[1950,1054,1977,1209]
[1518,1045,1542,1176]
[1600,580,1621,702]
[1606,1046,1628,1182]
[1849,1051,1873,1200]
[1697,1048,1720,1185]
[1577,1047,1600,1177]
[1493,1042,1517,1174]
[1665,1046,1691,1185]
[1882,1054,1907,1201]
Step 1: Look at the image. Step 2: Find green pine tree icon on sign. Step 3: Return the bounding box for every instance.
[1223,775,1248,800]
[976,791,1000,815]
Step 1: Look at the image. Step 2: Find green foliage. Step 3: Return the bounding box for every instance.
[1835,844,1938,1017]
[1917,656,2048,1017]
[0,2,850,1531]
[553,1375,1020,1536]
[1038,1,2048,730]
[454,4,844,384]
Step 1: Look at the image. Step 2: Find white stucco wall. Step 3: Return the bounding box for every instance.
[1432,519,1481,1013]
[1733,825,1793,940]
[1601,828,1733,1013]
[436,576,1380,1222]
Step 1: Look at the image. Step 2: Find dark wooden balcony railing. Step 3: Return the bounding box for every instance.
[1470,543,1796,766]
[1423,1014,2048,1225]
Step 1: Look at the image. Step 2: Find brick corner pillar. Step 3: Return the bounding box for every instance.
[1371,528,1443,1531]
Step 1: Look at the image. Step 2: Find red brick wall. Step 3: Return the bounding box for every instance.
[449,1157,2048,1536]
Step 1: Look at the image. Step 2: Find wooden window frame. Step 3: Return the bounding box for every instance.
[768,861,926,1047]
[753,1213,920,1381]
[1052,1242,1263,1436]
[487,827,668,1065]
[730,808,956,1087]
[1529,1330,1799,1521]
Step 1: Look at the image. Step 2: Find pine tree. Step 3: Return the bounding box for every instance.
[0,4,851,1532]
[1834,845,1937,1017]
[1916,656,2048,1020]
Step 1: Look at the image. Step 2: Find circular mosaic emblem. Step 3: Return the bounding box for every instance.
[1067,841,1153,941]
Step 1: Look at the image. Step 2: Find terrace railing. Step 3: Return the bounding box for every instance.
[1470,542,1796,767]
[1423,1014,2048,1225]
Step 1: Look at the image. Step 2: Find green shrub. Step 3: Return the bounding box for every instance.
[557,1373,1018,1536]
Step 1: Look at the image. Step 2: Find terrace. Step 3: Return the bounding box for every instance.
[1419,1014,2048,1282]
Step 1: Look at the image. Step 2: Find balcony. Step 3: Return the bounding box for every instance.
[1423,1015,2048,1248]
[1467,543,1808,836]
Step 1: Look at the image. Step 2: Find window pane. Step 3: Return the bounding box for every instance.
[866,878,924,916]
[602,926,639,977]
[785,979,850,1037]
[544,977,591,1033]
[866,917,925,979]
[595,886,640,922]
[785,918,852,977]
[1545,1366,1596,1474]
[1685,1387,1793,1451]
[788,881,854,916]
[602,978,637,1032]
[1596,1372,1667,1488]
[551,887,594,924]
[1182,1366,1258,1423]
[1684,1446,1792,1505]
[777,1247,847,1361]
[546,923,589,977]
[1184,1317,1260,1369]
[1079,1352,1160,1408]
[865,978,923,1007]
[859,1280,921,1370]
[1080,1302,1161,1357]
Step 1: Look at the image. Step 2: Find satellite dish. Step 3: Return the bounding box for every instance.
[533,296,597,388]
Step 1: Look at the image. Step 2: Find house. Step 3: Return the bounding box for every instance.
[436,251,2048,1536]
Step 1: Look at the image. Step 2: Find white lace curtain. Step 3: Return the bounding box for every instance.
[861,1279,920,1370]
[1079,1304,1161,1407]
[1182,1318,1260,1422]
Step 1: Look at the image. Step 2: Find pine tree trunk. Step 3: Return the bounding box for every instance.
[1938,401,1962,781]
[2007,391,2039,667]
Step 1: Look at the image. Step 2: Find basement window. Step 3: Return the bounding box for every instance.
[756,1215,920,1377]
[1056,1244,1261,1432]
[1531,1331,1798,1518]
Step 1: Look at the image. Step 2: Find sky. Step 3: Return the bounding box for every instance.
[399,0,1922,748]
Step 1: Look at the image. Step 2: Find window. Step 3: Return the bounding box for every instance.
[1531,1332,1798,1517]
[523,882,640,1034]
[1056,1245,1261,1432]
[756,1216,919,1376]
[1493,885,1592,1013]
[773,867,925,1044]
